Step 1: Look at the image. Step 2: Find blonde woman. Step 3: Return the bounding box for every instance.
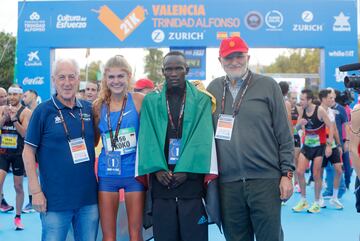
[93,55,145,241]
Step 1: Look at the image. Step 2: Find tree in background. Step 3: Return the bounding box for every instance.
[264,49,320,74]
[80,60,102,82]
[264,49,320,91]
[144,48,164,84]
[0,32,16,89]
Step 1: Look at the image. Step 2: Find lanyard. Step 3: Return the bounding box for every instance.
[107,95,128,151]
[166,90,186,138]
[221,71,253,117]
[58,108,84,142]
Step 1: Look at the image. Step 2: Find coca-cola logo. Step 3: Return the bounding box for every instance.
[23,77,44,85]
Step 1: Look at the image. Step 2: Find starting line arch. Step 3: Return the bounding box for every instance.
[16,0,358,101]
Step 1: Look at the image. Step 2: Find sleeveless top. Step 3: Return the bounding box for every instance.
[97,93,139,178]
[0,106,25,155]
[302,105,326,146]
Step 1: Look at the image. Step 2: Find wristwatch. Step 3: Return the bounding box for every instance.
[281,171,293,179]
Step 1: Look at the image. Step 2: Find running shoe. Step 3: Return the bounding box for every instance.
[319,198,326,208]
[14,217,24,231]
[22,203,35,214]
[292,199,309,212]
[307,202,321,213]
[329,198,344,210]
[0,199,14,212]
[294,184,301,193]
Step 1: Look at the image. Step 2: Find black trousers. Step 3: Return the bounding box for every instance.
[152,198,208,241]
[220,179,283,241]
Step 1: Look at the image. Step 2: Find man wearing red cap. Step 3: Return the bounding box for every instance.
[207,36,294,241]
[134,78,155,95]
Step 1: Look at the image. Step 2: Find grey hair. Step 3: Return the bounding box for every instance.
[52,58,80,76]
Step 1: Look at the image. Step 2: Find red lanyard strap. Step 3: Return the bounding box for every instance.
[58,108,85,142]
[166,90,186,138]
[107,95,128,151]
[221,71,253,117]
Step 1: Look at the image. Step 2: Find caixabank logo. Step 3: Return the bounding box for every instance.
[95,5,147,41]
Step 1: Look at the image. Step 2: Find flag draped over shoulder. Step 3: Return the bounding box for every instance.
[135,80,218,177]
[135,80,221,230]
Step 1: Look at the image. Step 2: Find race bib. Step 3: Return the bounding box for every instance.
[103,128,137,155]
[215,114,234,141]
[304,134,320,147]
[105,151,121,176]
[293,128,298,136]
[69,138,90,164]
[168,138,181,165]
[0,134,18,149]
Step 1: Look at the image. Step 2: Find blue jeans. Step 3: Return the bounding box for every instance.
[40,204,99,241]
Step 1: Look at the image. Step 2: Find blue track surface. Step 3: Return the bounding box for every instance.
[0,174,359,241]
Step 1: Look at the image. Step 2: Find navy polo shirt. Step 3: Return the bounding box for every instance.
[25,95,98,211]
[332,103,348,145]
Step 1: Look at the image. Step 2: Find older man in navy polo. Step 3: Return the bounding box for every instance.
[22,59,99,241]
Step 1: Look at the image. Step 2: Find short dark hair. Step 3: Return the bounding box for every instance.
[318,89,331,101]
[163,51,187,67]
[86,80,100,91]
[27,89,38,97]
[301,89,314,100]
[164,51,186,60]
[278,81,289,96]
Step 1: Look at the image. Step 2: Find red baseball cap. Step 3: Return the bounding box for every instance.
[219,36,249,58]
[134,78,154,90]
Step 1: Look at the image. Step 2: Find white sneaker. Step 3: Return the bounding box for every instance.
[329,198,344,210]
[319,198,326,208]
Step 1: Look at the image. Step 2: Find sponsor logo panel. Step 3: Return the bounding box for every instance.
[56,14,87,29]
[24,51,42,67]
[293,11,323,32]
[22,76,45,86]
[265,10,283,31]
[24,12,46,32]
[333,12,351,32]
[244,11,263,30]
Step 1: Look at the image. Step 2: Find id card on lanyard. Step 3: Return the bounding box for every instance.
[54,97,90,164]
[105,95,128,176]
[69,137,90,164]
[168,138,181,165]
[166,91,185,165]
[105,151,122,176]
[215,72,252,141]
[215,114,234,141]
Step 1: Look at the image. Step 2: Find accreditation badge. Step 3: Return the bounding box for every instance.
[0,134,18,149]
[168,138,181,165]
[215,114,235,141]
[105,151,121,176]
[68,137,90,164]
[103,127,137,155]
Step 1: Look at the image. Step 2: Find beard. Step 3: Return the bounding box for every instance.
[224,62,248,81]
